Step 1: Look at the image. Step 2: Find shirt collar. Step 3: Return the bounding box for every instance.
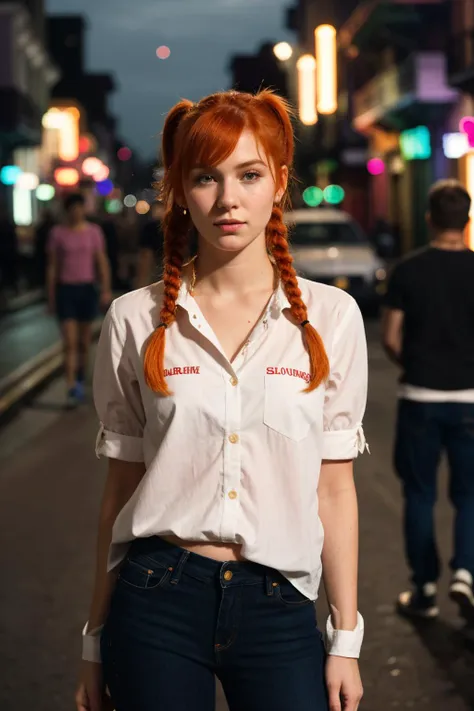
[176,273,291,316]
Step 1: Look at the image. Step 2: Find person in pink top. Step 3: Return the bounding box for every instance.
[47,193,112,408]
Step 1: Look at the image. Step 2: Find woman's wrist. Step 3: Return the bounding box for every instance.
[82,621,104,663]
[325,611,364,659]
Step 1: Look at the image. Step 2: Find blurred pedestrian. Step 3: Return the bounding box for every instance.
[382,179,474,622]
[77,90,368,711]
[34,208,56,288]
[47,193,112,409]
[0,202,19,299]
[135,200,165,287]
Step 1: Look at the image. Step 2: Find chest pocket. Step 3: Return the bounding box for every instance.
[263,374,321,442]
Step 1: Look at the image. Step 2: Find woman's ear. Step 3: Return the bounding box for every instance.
[275,165,289,204]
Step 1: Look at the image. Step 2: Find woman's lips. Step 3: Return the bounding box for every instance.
[215,222,246,233]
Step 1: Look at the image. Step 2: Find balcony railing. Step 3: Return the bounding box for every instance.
[352,51,458,131]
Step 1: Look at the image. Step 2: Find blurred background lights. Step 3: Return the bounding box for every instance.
[124,194,137,208]
[296,54,318,126]
[156,45,171,60]
[36,184,55,201]
[302,186,324,207]
[323,185,345,205]
[54,167,79,186]
[0,165,22,185]
[93,165,110,182]
[79,135,92,153]
[459,116,474,147]
[136,200,151,215]
[96,179,114,196]
[443,132,469,159]
[367,158,385,176]
[273,42,293,61]
[105,199,123,215]
[82,157,103,176]
[117,147,132,161]
[17,173,39,191]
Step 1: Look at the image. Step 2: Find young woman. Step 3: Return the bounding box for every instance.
[76,90,368,711]
[47,193,111,408]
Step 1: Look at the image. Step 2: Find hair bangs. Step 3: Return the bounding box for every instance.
[180,108,247,177]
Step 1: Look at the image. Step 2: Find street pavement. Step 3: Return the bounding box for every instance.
[0,320,473,711]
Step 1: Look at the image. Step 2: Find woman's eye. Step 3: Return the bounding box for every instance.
[196,174,215,185]
[242,171,260,182]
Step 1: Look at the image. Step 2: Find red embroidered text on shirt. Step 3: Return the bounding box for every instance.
[266,367,310,383]
[164,366,200,377]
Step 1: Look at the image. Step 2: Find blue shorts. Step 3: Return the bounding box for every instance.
[56,283,98,323]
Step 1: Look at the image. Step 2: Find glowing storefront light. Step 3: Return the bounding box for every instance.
[16,172,39,190]
[273,42,293,61]
[315,25,337,114]
[42,107,80,161]
[36,184,56,201]
[296,55,318,126]
[466,153,474,250]
[0,165,22,185]
[442,133,469,159]
[13,187,32,226]
[54,167,80,186]
[302,186,324,207]
[399,126,431,161]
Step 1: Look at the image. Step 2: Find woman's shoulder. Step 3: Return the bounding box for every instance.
[112,281,164,325]
[298,276,359,323]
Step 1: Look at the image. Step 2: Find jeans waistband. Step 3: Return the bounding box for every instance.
[129,536,285,590]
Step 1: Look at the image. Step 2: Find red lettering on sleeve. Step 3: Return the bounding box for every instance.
[266,367,275,375]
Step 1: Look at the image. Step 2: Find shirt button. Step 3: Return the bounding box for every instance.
[224,570,233,581]
[228,433,239,444]
[230,376,238,386]
[228,490,238,500]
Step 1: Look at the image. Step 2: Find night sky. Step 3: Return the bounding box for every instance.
[46,0,293,159]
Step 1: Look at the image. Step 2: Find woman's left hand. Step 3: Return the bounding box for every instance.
[325,656,363,711]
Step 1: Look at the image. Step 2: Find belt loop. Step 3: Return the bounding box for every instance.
[265,574,274,596]
[170,550,190,585]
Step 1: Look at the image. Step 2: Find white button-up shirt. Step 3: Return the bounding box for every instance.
[94,277,368,600]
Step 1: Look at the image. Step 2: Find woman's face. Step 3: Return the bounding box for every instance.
[183,130,287,254]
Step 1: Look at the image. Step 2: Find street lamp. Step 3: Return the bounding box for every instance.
[296,54,318,126]
[314,25,337,114]
[273,42,293,62]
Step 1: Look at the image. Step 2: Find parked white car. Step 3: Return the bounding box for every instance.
[284,208,387,310]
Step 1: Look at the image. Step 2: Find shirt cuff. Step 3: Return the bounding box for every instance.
[321,426,369,460]
[325,612,365,658]
[95,424,144,462]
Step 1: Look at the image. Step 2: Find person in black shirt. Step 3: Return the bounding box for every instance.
[136,201,165,287]
[382,179,474,623]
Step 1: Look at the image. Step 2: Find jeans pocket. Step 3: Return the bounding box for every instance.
[274,580,314,607]
[118,553,172,590]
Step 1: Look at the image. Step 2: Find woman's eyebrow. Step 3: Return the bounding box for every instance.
[190,159,267,171]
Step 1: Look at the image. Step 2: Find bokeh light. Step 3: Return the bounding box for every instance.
[82,157,103,176]
[302,186,324,207]
[54,168,79,186]
[17,173,39,190]
[323,185,345,205]
[117,147,132,161]
[0,165,22,186]
[79,136,92,153]
[93,165,110,182]
[273,42,293,61]
[136,200,151,215]
[459,116,474,148]
[124,194,137,208]
[105,199,123,215]
[36,184,55,201]
[367,158,385,176]
[96,179,114,196]
[156,45,171,60]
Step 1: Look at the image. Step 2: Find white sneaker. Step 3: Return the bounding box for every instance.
[449,569,474,622]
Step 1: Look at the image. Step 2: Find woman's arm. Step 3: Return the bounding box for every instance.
[318,459,358,630]
[87,458,145,630]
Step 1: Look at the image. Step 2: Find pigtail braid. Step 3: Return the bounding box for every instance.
[268,205,330,391]
[144,204,191,394]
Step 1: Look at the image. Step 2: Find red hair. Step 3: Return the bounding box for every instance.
[144,90,330,395]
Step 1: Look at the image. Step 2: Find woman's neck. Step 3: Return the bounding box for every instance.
[194,236,275,296]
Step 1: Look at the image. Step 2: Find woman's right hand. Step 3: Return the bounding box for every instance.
[75,661,114,711]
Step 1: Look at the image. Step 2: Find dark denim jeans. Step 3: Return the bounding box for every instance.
[102,536,329,711]
[394,399,474,587]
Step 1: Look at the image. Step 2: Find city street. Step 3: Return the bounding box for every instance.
[0,321,472,711]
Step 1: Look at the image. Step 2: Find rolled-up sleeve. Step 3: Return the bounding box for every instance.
[322,298,369,460]
[93,302,145,462]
